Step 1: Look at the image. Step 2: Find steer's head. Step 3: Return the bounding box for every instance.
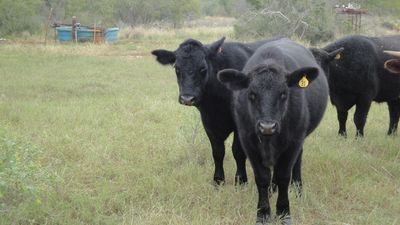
[151,37,225,106]
[383,51,400,74]
[309,47,344,76]
[218,63,319,136]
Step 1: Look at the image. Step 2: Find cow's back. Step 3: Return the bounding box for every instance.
[371,36,400,101]
[324,35,400,102]
[210,38,283,72]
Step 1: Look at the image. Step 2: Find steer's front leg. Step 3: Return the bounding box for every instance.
[275,166,292,225]
[205,132,226,185]
[253,164,272,224]
[274,145,303,225]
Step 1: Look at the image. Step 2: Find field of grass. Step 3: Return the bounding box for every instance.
[0,28,399,225]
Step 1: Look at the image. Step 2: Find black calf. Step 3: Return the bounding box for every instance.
[152,37,279,185]
[218,39,329,224]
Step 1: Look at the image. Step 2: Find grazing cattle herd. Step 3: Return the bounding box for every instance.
[152,34,400,225]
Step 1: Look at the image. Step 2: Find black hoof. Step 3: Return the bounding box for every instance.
[279,215,292,225]
[213,177,225,187]
[338,131,347,138]
[235,175,248,186]
[255,215,272,225]
[355,131,364,138]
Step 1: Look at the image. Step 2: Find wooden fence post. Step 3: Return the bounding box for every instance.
[72,16,77,43]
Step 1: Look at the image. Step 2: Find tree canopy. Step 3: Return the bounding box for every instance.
[0,0,398,36]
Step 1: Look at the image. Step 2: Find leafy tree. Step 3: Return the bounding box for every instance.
[0,0,42,36]
[159,0,200,27]
[62,0,116,26]
[246,0,266,9]
[219,0,235,15]
[235,0,335,44]
[114,0,200,26]
[1,0,399,36]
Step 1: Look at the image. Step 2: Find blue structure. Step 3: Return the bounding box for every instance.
[56,26,119,43]
[105,28,119,43]
[56,26,73,42]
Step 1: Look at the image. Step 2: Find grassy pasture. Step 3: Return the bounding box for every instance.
[0,28,399,225]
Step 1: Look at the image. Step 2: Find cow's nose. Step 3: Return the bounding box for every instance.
[258,121,277,135]
[179,95,196,106]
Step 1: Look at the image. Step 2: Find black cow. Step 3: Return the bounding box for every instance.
[218,39,329,224]
[152,37,289,185]
[311,35,400,137]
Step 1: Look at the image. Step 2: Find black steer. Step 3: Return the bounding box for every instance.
[311,35,400,137]
[218,39,328,224]
[152,37,298,185]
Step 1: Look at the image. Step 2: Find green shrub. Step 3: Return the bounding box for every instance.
[0,0,42,36]
[0,128,52,210]
[382,20,400,31]
[234,0,336,44]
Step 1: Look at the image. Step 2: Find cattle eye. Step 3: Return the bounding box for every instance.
[248,92,256,102]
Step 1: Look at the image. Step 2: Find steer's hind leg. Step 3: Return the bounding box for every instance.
[337,109,348,137]
[272,150,302,196]
[291,149,302,197]
[271,170,278,194]
[354,99,372,137]
[232,132,247,185]
[387,98,400,135]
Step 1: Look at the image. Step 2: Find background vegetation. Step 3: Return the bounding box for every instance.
[1,0,400,42]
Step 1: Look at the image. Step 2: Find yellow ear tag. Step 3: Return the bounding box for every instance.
[298,75,309,88]
[335,53,341,60]
[218,47,223,53]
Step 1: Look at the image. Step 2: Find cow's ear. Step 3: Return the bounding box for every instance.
[327,47,344,62]
[208,37,226,56]
[151,49,176,65]
[384,59,400,74]
[287,67,319,88]
[309,48,326,62]
[309,48,330,70]
[217,69,249,90]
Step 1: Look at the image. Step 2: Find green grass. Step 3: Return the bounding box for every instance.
[0,32,399,225]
